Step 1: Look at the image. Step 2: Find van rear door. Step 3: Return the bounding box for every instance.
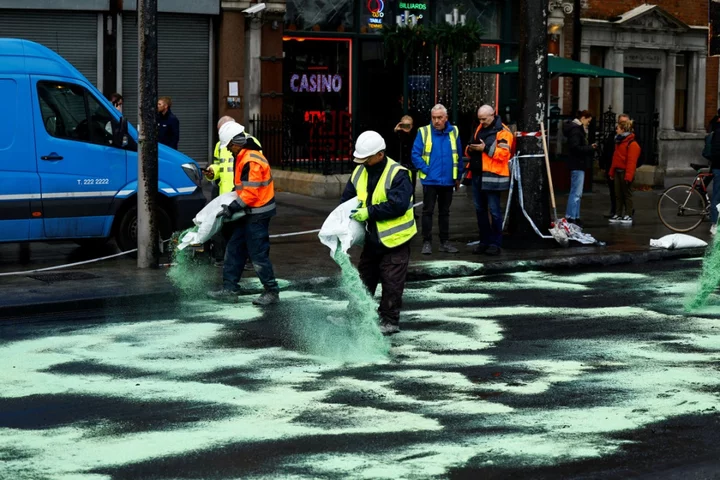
[31,77,127,238]
[0,74,39,242]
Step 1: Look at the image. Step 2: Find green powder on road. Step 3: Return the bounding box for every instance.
[167,232,217,298]
[686,236,720,311]
[287,246,390,362]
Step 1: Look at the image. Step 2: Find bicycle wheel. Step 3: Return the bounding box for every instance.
[657,184,707,232]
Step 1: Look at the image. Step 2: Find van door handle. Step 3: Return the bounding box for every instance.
[41,153,63,161]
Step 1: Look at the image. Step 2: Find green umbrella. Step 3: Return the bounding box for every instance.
[468,55,640,80]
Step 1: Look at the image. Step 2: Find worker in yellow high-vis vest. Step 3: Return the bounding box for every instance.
[341,130,416,335]
[411,104,464,256]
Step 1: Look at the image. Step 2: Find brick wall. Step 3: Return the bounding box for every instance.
[708,56,719,125]
[585,0,708,26]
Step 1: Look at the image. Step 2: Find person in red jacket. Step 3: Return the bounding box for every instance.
[608,119,641,226]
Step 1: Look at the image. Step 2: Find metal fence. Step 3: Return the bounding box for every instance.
[596,107,659,166]
[249,113,354,175]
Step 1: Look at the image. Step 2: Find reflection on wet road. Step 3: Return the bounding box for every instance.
[3,258,720,479]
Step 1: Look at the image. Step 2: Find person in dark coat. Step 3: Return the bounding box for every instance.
[707,109,720,234]
[157,96,180,150]
[394,115,418,194]
[563,110,596,226]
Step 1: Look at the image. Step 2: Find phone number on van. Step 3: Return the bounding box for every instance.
[77,178,110,185]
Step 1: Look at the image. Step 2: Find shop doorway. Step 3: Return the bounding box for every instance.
[355,40,404,159]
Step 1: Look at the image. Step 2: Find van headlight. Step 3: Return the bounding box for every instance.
[182,163,202,186]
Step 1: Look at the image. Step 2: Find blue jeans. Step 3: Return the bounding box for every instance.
[222,217,279,293]
[565,169,585,220]
[712,169,720,223]
[471,175,503,247]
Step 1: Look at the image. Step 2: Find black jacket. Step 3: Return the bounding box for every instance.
[157,109,180,150]
[396,129,417,169]
[563,120,594,171]
[340,158,414,252]
[709,116,720,169]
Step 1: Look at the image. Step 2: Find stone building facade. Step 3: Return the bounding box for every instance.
[553,0,715,185]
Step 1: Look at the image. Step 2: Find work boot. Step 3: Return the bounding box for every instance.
[439,241,459,253]
[421,241,432,255]
[472,243,489,255]
[253,290,279,306]
[207,289,239,302]
[379,321,400,335]
[486,245,501,256]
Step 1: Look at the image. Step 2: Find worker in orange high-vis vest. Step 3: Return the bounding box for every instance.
[207,121,279,306]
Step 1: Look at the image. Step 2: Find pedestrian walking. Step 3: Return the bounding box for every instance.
[600,113,632,218]
[563,110,597,227]
[608,119,641,226]
[341,130,416,335]
[207,121,279,306]
[157,96,180,150]
[394,115,418,194]
[465,105,514,255]
[707,109,720,235]
[411,104,463,255]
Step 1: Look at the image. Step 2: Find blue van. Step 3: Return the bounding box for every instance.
[0,38,206,251]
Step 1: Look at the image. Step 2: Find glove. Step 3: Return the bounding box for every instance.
[216,200,243,219]
[350,207,369,222]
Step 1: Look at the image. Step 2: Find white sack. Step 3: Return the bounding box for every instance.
[318,196,365,257]
[177,191,245,250]
[649,233,708,249]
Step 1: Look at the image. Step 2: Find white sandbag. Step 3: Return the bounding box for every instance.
[649,233,708,249]
[177,192,245,250]
[318,196,365,257]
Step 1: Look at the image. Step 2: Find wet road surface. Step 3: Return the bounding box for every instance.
[3,258,720,479]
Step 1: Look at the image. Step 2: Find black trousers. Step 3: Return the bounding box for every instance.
[422,185,454,242]
[357,242,410,325]
[605,172,616,215]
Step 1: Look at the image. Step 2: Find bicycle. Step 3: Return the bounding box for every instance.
[657,163,714,232]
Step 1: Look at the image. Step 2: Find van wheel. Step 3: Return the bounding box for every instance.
[115,206,172,252]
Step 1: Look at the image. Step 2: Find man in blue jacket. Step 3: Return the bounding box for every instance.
[412,104,463,255]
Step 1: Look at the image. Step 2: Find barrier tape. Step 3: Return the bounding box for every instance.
[502,153,552,240]
[0,200,427,277]
[516,132,542,137]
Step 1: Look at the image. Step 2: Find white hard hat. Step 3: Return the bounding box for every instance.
[218,121,246,148]
[353,130,386,163]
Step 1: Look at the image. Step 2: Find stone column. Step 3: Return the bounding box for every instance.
[244,15,262,126]
[687,52,699,132]
[612,47,624,116]
[603,48,614,113]
[696,51,707,133]
[662,51,677,132]
[579,46,590,111]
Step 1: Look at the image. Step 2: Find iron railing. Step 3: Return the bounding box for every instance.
[596,107,659,166]
[249,112,354,175]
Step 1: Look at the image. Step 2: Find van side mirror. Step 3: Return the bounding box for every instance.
[113,117,129,148]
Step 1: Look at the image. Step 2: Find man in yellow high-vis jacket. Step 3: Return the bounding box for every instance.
[341,130,416,335]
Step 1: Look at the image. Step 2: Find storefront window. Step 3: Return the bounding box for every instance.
[285,0,354,32]
[436,0,499,39]
[283,38,352,163]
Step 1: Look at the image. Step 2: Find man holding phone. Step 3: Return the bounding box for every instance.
[465,105,515,255]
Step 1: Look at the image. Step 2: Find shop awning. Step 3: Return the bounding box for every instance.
[467,56,640,80]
